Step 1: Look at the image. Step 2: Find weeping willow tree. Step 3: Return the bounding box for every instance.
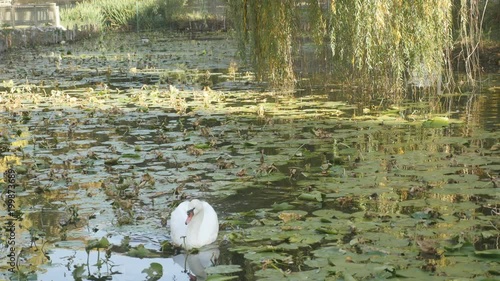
[229,1,296,88]
[455,0,485,86]
[230,0,487,101]
[329,0,454,100]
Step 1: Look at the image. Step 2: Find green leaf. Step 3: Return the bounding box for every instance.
[194,143,211,149]
[206,275,239,281]
[85,237,110,252]
[315,226,338,234]
[142,262,163,281]
[422,116,450,127]
[121,153,141,159]
[272,202,295,211]
[72,264,85,281]
[244,141,257,147]
[104,157,120,165]
[205,264,242,275]
[475,249,500,259]
[298,191,324,202]
[128,244,153,258]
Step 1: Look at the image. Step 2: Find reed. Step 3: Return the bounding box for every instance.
[60,0,183,31]
[60,1,103,28]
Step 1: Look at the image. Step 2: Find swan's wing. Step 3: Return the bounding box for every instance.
[200,201,219,245]
[170,201,189,246]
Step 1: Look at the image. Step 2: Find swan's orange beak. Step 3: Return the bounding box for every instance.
[185,208,194,225]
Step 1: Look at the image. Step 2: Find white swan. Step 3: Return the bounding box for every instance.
[170,199,219,250]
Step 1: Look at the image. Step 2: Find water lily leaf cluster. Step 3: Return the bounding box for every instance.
[0,31,498,280]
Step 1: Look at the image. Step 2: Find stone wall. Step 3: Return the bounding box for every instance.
[14,0,74,4]
[0,3,60,28]
[0,24,98,53]
[0,0,12,6]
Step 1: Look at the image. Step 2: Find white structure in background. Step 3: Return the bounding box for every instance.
[0,0,12,6]
[0,1,61,28]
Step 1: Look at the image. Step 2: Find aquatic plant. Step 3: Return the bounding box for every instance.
[60,0,180,31]
[0,31,497,281]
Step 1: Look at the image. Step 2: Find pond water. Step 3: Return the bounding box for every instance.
[0,31,499,281]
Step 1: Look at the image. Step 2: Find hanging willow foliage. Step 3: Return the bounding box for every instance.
[230,0,486,100]
[229,0,296,88]
[456,0,484,86]
[329,0,454,101]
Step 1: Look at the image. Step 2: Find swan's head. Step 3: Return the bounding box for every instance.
[185,199,203,225]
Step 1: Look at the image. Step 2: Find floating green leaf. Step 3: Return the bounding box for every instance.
[475,249,500,259]
[298,191,324,202]
[141,262,163,281]
[422,116,450,127]
[85,237,110,253]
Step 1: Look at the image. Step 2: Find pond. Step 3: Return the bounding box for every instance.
[0,31,499,281]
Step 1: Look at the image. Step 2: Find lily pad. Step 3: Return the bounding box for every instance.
[298,191,325,202]
[205,264,242,275]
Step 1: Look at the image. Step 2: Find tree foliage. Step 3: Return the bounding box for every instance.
[230,0,296,88]
[230,0,487,101]
[329,0,453,100]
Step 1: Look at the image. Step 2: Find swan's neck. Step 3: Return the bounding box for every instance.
[187,208,204,241]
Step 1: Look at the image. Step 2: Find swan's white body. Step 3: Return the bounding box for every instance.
[170,199,219,250]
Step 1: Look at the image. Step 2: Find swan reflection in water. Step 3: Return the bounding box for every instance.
[172,246,219,281]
